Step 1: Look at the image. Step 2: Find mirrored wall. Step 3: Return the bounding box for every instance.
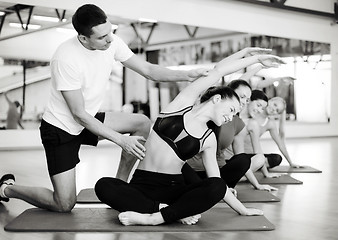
[0,21,331,130]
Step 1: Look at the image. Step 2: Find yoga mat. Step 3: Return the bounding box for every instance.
[253,173,303,184]
[5,207,275,232]
[236,185,280,202]
[77,188,99,203]
[76,187,280,203]
[269,165,322,173]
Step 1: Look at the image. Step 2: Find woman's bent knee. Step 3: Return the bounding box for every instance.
[207,177,226,201]
[95,177,111,199]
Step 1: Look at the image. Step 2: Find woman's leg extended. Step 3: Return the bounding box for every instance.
[160,177,226,223]
[220,153,251,188]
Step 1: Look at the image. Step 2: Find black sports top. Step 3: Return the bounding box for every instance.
[153,106,213,161]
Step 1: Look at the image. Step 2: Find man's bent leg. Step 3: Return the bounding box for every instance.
[4,168,76,212]
[103,112,151,182]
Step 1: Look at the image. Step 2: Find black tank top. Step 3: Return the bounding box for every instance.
[153,106,213,161]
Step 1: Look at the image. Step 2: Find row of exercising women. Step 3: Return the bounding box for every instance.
[95,47,285,226]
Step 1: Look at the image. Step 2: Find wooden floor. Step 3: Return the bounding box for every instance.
[1,137,337,240]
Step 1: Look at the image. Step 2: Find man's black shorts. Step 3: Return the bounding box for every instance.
[39,112,105,176]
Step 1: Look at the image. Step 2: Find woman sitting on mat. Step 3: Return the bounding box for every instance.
[239,90,301,177]
[94,47,284,226]
[184,80,278,195]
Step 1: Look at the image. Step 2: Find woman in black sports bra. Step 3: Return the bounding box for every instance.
[95,47,285,226]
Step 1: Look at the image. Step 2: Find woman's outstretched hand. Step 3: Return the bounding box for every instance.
[257,55,286,68]
[244,47,272,56]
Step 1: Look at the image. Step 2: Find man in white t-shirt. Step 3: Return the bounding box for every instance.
[0,4,208,211]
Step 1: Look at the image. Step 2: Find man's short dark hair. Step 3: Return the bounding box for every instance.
[72,4,108,37]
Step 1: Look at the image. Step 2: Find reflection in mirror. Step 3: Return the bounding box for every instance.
[0,60,50,130]
[155,34,331,123]
[250,36,330,123]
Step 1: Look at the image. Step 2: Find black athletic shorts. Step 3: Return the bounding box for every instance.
[39,112,105,176]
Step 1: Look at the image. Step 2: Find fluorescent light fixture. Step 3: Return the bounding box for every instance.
[56,28,76,34]
[138,17,158,23]
[0,11,5,16]
[111,24,119,30]
[33,15,60,22]
[9,22,41,29]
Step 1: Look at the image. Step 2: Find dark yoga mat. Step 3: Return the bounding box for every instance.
[77,188,99,203]
[253,172,303,184]
[269,165,322,173]
[77,187,280,203]
[5,207,275,232]
[236,185,280,202]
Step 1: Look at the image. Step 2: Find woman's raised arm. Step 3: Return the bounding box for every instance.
[167,52,284,111]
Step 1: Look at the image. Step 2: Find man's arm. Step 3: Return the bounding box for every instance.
[122,54,208,82]
[61,89,146,160]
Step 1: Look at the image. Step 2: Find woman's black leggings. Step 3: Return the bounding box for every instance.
[95,169,226,223]
[182,153,251,188]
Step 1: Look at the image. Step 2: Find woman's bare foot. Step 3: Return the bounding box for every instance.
[118,211,164,226]
[178,214,201,225]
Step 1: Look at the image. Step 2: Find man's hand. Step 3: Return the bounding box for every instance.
[119,135,147,160]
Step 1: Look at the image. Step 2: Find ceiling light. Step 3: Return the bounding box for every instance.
[56,28,76,34]
[33,15,61,22]
[0,11,5,16]
[9,22,41,30]
[138,18,158,23]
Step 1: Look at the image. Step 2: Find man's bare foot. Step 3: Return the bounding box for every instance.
[178,214,201,225]
[118,211,164,226]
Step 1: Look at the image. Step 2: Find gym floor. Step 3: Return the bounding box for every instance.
[0,137,337,240]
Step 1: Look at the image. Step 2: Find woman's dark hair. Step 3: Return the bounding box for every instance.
[250,89,268,102]
[72,4,107,37]
[227,79,252,91]
[200,86,240,139]
[200,86,240,104]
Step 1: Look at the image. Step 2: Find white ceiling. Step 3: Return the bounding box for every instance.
[0,1,240,62]
[0,0,335,62]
